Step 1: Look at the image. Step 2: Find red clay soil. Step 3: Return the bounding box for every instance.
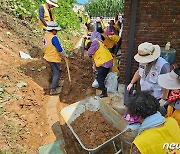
[0,10,95,153]
[71,111,120,149]
[60,57,96,104]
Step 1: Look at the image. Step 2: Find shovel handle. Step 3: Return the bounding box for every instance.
[64,57,71,83]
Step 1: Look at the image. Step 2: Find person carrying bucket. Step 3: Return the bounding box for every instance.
[39,0,59,30]
[87,32,113,98]
[127,42,170,105]
[43,21,68,95]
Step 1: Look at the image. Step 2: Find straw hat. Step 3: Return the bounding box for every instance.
[46,0,59,7]
[134,42,161,63]
[158,70,180,90]
[46,21,61,31]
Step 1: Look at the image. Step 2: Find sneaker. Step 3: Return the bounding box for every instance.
[98,93,108,98]
[50,89,61,95]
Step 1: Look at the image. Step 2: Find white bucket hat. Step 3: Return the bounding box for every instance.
[46,0,59,7]
[134,42,161,63]
[46,21,61,31]
[96,17,101,22]
[158,70,180,90]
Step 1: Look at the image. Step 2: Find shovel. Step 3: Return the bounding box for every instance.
[64,57,72,93]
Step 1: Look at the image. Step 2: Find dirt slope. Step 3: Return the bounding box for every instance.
[0,11,95,153]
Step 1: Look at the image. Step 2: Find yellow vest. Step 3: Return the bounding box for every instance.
[78,10,82,17]
[112,56,120,77]
[43,32,61,63]
[103,35,115,48]
[103,35,120,48]
[85,15,90,23]
[39,4,55,30]
[165,105,180,126]
[131,117,180,154]
[101,21,105,29]
[109,35,120,44]
[93,41,113,67]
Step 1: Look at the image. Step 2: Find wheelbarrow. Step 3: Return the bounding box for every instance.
[60,97,131,154]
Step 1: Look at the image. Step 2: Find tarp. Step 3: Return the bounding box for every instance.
[38,140,65,154]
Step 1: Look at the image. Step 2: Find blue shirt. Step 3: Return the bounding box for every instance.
[52,36,63,53]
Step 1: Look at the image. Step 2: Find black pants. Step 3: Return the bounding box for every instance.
[85,23,90,31]
[97,66,110,92]
[109,38,122,55]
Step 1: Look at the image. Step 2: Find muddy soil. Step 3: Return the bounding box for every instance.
[71,111,120,149]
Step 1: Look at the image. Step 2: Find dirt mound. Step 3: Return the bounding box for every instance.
[60,57,95,103]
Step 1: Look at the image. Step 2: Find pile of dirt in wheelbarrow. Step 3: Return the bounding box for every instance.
[60,56,96,104]
[71,111,120,149]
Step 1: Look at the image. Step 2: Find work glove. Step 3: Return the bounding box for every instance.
[127,83,133,92]
[159,99,167,107]
[61,51,68,58]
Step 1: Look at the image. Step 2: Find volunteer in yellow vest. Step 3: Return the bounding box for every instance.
[158,67,180,126]
[123,91,180,154]
[87,32,113,98]
[39,0,58,30]
[77,9,83,22]
[43,21,68,95]
[84,12,90,31]
[100,16,105,30]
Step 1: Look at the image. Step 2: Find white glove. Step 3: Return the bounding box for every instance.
[61,51,68,58]
[127,83,133,92]
[159,99,167,107]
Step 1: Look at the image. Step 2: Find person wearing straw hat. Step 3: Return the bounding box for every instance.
[158,68,180,125]
[43,21,68,95]
[123,91,180,154]
[39,0,59,30]
[127,42,170,101]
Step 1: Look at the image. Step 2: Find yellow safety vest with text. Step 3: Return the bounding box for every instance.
[93,41,113,67]
[39,4,55,30]
[43,32,61,63]
[131,117,180,154]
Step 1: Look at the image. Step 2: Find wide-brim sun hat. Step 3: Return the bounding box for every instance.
[46,21,61,31]
[158,70,180,90]
[134,42,161,63]
[46,0,59,7]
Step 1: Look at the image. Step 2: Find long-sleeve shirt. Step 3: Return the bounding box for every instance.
[87,40,113,68]
[52,36,63,53]
[39,5,53,27]
[106,26,115,36]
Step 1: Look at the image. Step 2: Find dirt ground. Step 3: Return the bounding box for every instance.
[0,10,96,154]
[71,111,120,149]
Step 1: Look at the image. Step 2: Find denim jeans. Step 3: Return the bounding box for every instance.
[96,66,110,92]
[48,62,60,89]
